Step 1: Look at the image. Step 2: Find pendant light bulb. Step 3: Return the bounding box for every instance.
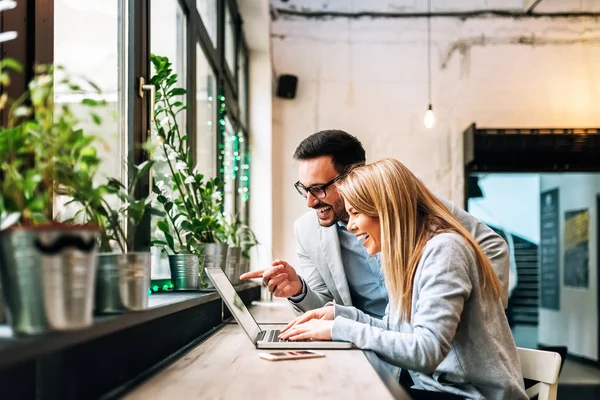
[424,104,436,129]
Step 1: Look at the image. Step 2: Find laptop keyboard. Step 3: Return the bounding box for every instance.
[259,329,309,343]
[265,329,281,342]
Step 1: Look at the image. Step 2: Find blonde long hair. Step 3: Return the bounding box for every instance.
[337,158,502,322]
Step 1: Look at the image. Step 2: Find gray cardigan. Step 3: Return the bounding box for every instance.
[331,233,527,400]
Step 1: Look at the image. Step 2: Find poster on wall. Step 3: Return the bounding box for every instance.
[540,189,560,310]
[564,208,589,288]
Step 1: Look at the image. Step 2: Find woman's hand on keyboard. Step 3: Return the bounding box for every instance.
[279,305,334,336]
[278,319,333,342]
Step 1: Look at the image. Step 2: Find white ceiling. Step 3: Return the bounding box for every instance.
[269,0,600,14]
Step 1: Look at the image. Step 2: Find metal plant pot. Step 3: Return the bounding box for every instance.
[95,252,151,314]
[0,225,99,335]
[168,254,199,291]
[238,256,250,281]
[226,247,242,285]
[198,243,228,290]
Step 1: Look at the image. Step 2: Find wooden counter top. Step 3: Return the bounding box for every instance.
[125,300,402,399]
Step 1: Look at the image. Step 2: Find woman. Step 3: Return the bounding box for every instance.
[279,158,526,400]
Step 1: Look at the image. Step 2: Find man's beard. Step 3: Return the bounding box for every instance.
[314,198,348,227]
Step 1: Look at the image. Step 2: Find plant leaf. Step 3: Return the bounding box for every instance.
[91,113,102,125]
[0,212,21,230]
[157,220,170,233]
[165,232,175,251]
[1,58,23,72]
[168,88,186,97]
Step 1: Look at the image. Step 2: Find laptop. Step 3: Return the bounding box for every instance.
[206,267,353,349]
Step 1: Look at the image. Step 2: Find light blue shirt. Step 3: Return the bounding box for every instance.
[289,222,389,318]
[336,221,388,319]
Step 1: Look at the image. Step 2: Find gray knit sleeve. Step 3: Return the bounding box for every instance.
[331,233,474,373]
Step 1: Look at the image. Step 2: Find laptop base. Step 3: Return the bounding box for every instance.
[257,340,353,349]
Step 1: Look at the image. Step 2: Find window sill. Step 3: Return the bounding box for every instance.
[0,282,259,371]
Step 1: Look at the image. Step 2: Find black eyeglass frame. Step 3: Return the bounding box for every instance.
[294,175,345,199]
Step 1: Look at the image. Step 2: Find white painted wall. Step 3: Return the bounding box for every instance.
[539,174,600,361]
[271,15,600,267]
[468,174,540,244]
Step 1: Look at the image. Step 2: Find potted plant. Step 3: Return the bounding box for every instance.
[223,214,258,285]
[0,62,103,335]
[0,12,17,324]
[69,159,160,314]
[149,54,227,290]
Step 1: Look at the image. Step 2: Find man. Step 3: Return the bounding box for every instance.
[241,130,509,317]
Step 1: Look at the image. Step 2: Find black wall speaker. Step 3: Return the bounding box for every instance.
[276,74,298,99]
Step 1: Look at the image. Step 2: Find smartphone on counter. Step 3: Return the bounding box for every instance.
[258,350,325,361]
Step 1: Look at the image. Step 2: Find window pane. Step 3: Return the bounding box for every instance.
[223,118,237,218]
[237,46,247,127]
[224,4,236,73]
[237,134,249,222]
[151,0,187,134]
[196,44,217,180]
[196,0,217,47]
[150,0,187,279]
[53,0,126,222]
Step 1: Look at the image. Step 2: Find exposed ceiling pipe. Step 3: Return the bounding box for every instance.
[271,7,600,20]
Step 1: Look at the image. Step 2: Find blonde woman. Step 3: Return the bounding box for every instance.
[279,158,526,400]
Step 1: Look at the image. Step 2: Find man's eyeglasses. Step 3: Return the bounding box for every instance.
[294,175,344,199]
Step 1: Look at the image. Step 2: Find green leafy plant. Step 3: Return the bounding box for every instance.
[65,159,162,252]
[0,62,106,229]
[223,213,258,259]
[0,60,160,254]
[148,54,225,256]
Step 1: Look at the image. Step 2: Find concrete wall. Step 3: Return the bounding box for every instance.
[271,15,600,266]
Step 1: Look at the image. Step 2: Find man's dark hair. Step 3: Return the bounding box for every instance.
[293,130,366,173]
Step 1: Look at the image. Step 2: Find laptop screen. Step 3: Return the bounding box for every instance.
[206,267,262,342]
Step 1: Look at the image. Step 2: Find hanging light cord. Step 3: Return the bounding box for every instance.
[427,0,431,106]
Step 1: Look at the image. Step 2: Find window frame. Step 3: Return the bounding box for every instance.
[1,0,251,254]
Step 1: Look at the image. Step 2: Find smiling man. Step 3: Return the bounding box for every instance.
[241,129,510,318]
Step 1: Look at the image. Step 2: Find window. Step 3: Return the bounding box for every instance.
[196,44,217,179]
[151,0,187,131]
[196,0,217,47]
[222,117,238,218]
[237,133,249,222]
[14,0,252,280]
[53,0,127,220]
[237,44,247,127]
[150,0,187,279]
[224,3,236,74]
